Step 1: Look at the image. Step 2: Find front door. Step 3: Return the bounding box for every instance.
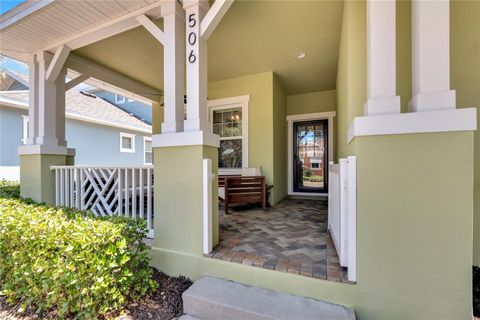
[293,119,328,193]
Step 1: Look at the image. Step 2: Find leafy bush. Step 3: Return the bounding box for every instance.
[0,180,20,199]
[0,198,157,319]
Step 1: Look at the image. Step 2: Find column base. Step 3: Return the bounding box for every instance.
[18,145,75,204]
[408,90,456,112]
[161,120,184,134]
[364,96,401,116]
[18,144,75,156]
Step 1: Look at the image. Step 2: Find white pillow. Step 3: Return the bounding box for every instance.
[241,167,262,176]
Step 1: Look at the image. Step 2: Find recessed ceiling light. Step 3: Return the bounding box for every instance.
[295,52,306,60]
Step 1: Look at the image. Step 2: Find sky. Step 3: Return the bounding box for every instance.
[0,57,29,75]
[0,0,26,15]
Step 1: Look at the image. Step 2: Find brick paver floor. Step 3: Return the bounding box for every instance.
[207,198,353,283]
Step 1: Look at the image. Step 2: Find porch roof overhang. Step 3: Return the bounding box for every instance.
[1,0,165,104]
[0,0,344,97]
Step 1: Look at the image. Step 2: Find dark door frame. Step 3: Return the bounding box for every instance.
[292,119,329,194]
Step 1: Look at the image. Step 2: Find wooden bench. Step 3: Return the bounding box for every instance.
[218,175,272,214]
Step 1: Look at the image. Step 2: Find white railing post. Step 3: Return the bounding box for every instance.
[339,158,349,267]
[147,167,153,238]
[55,168,60,206]
[347,156,357,282]
[202,158,214,254]
[117,168,122,215]
[75,168,80,209]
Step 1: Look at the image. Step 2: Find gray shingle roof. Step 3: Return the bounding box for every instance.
[0,71,151,132]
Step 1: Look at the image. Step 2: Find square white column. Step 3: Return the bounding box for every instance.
[161,1,186,134]
[408,0,455,112]
[33,51,67,147]
[183,0,209,132]
[364,0,401,116]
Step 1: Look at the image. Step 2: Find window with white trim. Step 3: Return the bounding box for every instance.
[120,132,135,153]
[144,137,153,164]
[115,94,126,104]
[209,97,249,173]
[21,115,29,144]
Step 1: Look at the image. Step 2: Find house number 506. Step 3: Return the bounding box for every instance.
[188,13,197,64]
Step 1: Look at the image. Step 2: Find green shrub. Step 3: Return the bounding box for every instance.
[0,180,20,199]
[0,198,157,319]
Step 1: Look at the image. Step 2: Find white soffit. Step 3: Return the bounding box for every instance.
[0,0,162,61]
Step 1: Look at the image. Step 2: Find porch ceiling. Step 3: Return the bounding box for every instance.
[1,1,344,96]
[75,1,344,95]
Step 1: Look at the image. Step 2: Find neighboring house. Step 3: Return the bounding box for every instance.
[1,1,479,320]
[88,88,153,124]
[0,71,152,180]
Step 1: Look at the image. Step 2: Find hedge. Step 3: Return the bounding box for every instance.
[0,184,157,319]
[0,180,20,199]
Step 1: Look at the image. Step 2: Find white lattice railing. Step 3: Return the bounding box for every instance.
[50,165,154,238]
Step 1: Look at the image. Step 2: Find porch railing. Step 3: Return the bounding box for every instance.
[328,156,356,282]
[50,165,154,238]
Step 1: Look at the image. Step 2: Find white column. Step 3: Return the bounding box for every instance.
[27,55,39,145]
[183,0,209,132]
[31,51,67,147]
[364,0,400,116]
[161,1,185,134]
[408,0,455,112]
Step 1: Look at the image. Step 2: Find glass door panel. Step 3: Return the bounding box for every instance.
[293,119,328,193]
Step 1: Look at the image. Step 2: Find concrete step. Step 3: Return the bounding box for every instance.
[182,277,356,320]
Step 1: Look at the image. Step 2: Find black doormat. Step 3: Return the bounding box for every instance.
[474,266,479,317]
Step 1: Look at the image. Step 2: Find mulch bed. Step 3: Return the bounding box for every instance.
[474,266,479,318]
[0,268,192,320]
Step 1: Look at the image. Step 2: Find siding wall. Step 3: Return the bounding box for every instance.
[0,106,27,165]
[0,106,150,175]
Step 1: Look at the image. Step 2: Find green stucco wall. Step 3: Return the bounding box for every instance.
[153,145,219,253]
[336,0,366,159]
[286,89,338,162]
[208,72,288,205]
[150,131,474,319]
[450,0,480,268]
[20,154,69,204]
[286,90,336,116]
[355,132,474,319]
[390,0,480,267]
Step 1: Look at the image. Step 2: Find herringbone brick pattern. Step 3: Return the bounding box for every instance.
[208,199,352,283]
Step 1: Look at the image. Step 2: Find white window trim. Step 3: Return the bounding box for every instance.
[143,136,152,165]
[287,111,336,197]
[120,132,135,153]
[21,115,29,144]
[208,95,250,175]
[115,94,126,104]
